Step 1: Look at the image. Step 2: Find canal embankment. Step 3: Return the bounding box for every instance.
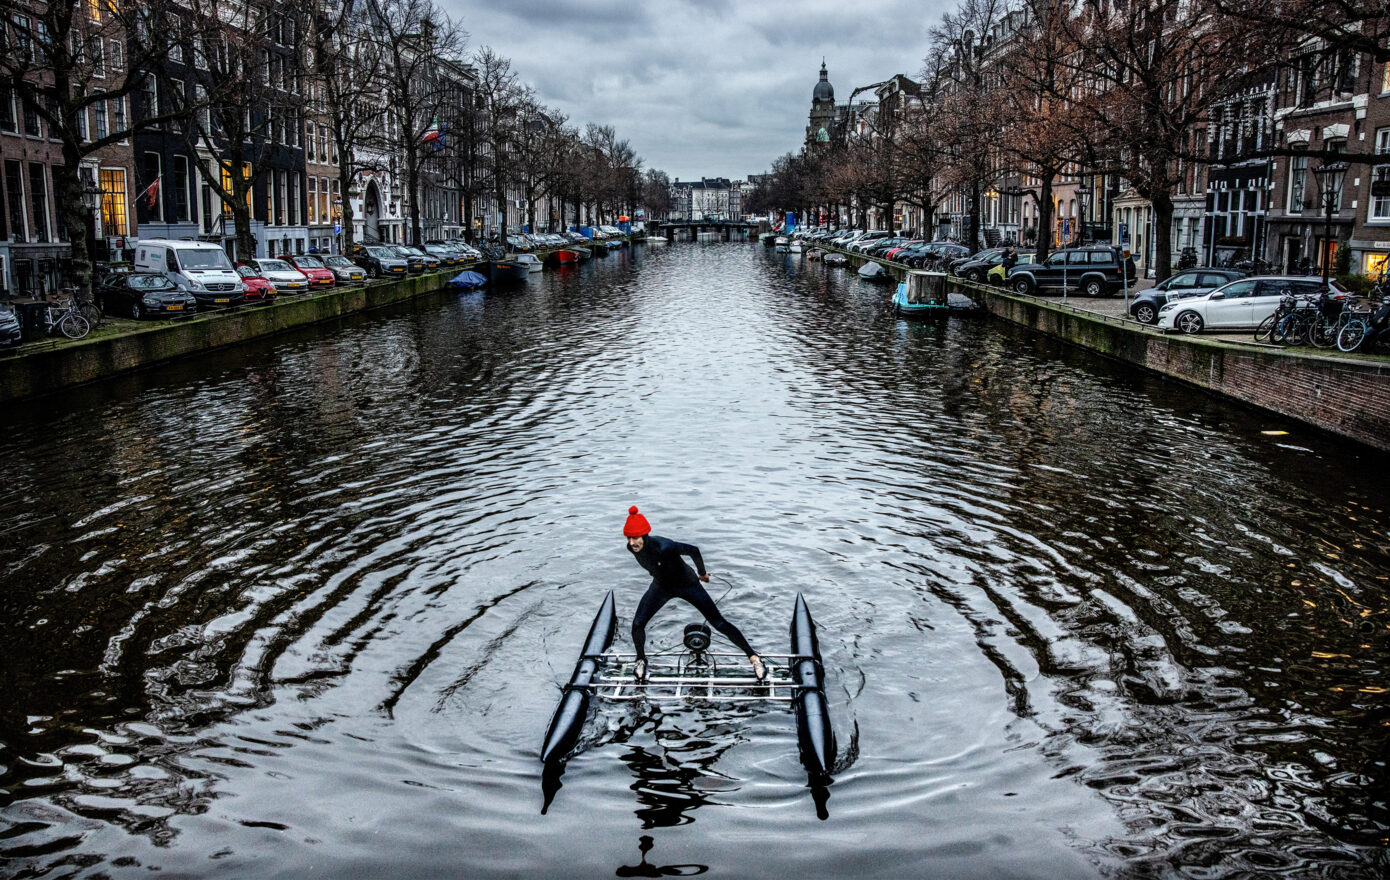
[819,243,1390,452]
[0,270,451,403]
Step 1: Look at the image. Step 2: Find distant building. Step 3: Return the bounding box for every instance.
[668,178,744,221]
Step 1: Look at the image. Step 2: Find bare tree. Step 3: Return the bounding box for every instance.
[472,46,528,242]
[0,0,191,302]
[365,0,467,246]
[306,0,386,254]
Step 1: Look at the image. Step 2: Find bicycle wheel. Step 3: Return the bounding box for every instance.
[1254,313,1278,343]
[59,313,90,339]
[1309,318,1337,348]
[1275,313,1308,346]
[78,300,103,327]
[1337,319,1368,353]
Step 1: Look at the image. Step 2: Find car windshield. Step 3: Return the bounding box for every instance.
[178,249,234,271]
[295,256,324,268]
[324,256,352,267]
[368,248,396,258]
[129,274,173,290]
[259,260,293,272]
[236,266,260,279]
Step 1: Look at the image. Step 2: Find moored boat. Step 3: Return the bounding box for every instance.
[892,269,951,317]
[858,261,890,281]
[509,252,544,273]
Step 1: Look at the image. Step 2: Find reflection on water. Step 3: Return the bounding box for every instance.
[0,243,1387,878]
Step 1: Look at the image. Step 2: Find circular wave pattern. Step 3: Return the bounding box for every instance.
[0,244,1386,878]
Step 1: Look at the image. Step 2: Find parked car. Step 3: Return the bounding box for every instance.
[988,253,1037,283]
[97,272,199,319]
[392,245,438,273]
[132,238,245,308]
[1128,268,1247,324]
[249,258,311,293]
[1,303,24,347]
[235,264,278,301]
[321,254,367,284]
[1007,245,1137,296]
[902,242,970,269]
[351,245,410,278]
[423,245,462,267]
[951,248,1007,281]
[279,254,336,287]
[1157,276,1349,334]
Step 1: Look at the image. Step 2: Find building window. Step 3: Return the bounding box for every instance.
[1383,62,1390,94]
[109,38,123,72]
[143,152,162,221]
[28,163,49,242]
[111,96,126,136]
[1288,152,1307,213]
[90,34,105,77]
[319,177,328,224]
[172,154,191,222]
[142,75,158,118]
[1372,128,1390,221]
[290,173,299,225]
[0,88,14,132]
[23,97,41,137]
[100,167,127,236]
[5,160,26,241]
[305,123,315,159]
[307,176,317,223]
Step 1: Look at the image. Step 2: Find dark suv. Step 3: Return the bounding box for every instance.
[1007,245,1137,297]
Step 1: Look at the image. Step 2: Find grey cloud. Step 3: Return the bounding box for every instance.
[444,0,953,179]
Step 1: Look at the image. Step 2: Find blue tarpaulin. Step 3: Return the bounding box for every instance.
[448,270,488,289]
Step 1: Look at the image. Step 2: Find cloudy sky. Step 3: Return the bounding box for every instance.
[443,0,952,182]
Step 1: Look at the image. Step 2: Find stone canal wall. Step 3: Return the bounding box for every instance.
[0,272,448,403]
[960,281,1390,452]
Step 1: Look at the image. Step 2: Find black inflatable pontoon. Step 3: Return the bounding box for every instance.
[540,591,834,777]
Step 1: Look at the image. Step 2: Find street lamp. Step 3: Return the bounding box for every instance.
[1312,160,1347,293]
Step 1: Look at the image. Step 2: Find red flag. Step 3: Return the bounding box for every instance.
[140,177,160,209]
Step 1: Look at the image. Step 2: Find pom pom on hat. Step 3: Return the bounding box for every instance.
[623,505,651,537]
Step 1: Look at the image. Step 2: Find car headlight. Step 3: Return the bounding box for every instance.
[235,282,247,293]
[186,278,206,291]
[142,294,160,305]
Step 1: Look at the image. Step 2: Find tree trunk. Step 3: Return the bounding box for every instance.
[55,150,94,308]
[1036,173,1055,262]
[968,180,981,252]
[405,140,422,246]
[340,167,356,254]
[1151,189,1174,282]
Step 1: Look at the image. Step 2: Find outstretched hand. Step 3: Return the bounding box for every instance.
[698,573,710,583]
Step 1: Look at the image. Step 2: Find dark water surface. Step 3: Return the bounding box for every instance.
[1,243,1387,878]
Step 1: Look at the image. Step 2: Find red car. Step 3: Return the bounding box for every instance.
[279,254,336,287]
[236,264,278,301]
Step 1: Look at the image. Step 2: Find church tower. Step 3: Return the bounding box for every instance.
[806,60,835,150]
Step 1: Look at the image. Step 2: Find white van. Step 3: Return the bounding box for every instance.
[133,239,246,307]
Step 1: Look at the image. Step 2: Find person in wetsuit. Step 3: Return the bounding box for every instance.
[623,505,765,682]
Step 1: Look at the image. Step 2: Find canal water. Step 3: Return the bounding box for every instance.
[1,243,1386,878]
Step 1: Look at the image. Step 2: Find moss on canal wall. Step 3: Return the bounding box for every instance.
[961,280,1390,452]
[0,272,448,403]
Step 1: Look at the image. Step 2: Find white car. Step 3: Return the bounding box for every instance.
[250,258,311,292]
[1157,275,1348,334]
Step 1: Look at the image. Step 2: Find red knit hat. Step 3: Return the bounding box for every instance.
[623,505,651,537]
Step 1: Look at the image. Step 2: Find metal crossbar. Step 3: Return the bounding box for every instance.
[593,651,800,703]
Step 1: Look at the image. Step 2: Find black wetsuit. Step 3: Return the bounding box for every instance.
[628,534,756,661]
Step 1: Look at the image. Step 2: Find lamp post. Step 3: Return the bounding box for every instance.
[1076,183,1091,245]
[1312,160,1347,294]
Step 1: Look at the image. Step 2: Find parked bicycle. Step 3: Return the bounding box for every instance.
[1336,297,1390,353]
[43,296,91,339]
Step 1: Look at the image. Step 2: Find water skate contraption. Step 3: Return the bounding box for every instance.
[540,591,836,777]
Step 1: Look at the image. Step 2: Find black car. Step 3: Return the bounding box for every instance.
[902,242,970,269]
[1006,245,1137,297]
[98,272,198,319]
[0,304,21,347]
[350,245,410,278]
[1128,268,1247,324]
[951,248,1007,281]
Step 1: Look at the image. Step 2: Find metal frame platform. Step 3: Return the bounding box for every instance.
[593,651,800,702]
